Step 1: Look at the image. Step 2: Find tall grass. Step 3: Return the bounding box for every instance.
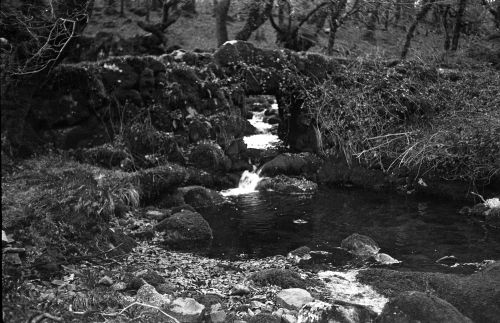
[304,60,500,184]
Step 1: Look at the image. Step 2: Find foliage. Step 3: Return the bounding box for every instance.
[2,155,139,249]
[304,60,500,184]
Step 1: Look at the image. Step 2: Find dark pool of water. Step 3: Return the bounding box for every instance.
[202,187,500,272]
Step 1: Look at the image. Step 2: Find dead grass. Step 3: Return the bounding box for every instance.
[305,61,500,184]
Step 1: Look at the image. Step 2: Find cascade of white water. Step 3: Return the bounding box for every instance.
[221,168,263,196]
[222,100,279,196]
[243,102,280,150]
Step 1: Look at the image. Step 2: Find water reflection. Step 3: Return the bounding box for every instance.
[202,188,500,271]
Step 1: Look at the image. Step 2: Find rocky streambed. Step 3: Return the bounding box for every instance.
[2,41,500,322]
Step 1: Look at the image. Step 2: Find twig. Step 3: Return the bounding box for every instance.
[28,313,62,323]
[470,191,486,203]
[364,131,413,141]
[2,247,26,254]
[101,302,180,323]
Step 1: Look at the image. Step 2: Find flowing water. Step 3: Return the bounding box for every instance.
[221,169,263,196]
[211,99,499,275]
[243,103,280,150]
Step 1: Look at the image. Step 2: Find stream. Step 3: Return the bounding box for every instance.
[211,99,500,274]
[205,189,500,272]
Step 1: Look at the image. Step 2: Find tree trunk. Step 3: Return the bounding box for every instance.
[363,0,381,42]
[152,0,159,11]
[326,0,348,55]
[146,0,151,22]
[442,5,451,50]
[383,6,390,30]
[214,0,231,46]
[401,0,435,59]
[235,0,273,41]
[278,1,285,29]
[181,0,196,15]
[451,0,467,50]
[120,0,125,16]
[137,0,181,45]
[394,0,402,23]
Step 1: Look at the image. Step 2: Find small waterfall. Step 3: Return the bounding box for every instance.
[222,168,263,196]
[244,101,280,150]
[222,98,279,196]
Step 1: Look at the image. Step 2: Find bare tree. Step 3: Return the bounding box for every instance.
[441,4,452,50]
[0,0,95,76]
[1,0,95,153]
[214,0,231,46]
[327,0,360,54]
[120,0,125,16]
[451,0,467,50]
[181,0,196,16]
[137,0,181,45]
[235,0,274,41]
[482,0,500,29]
[269,0,329,51]
[363,0,382,42]
[401,0,436,59]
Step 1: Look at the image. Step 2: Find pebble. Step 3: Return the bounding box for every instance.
[230,284,251,296]
[98,276,113,286]
[276,288,314,310]
[111,282,127,291]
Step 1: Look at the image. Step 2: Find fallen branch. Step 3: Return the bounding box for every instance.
[2,247,26,254]
[470,191,486,203]
[101,302,180,323]
[28,313,62,323]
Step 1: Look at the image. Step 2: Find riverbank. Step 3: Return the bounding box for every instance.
[2,41,499,322]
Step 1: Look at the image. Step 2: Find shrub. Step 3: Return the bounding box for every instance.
[2,156,138,250]
[304,60,500,184]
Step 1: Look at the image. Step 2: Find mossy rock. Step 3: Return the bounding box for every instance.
[257,175,318,194]
[249,268,308,289]
[248,313,281,323]
[358,262,500,323]
[378,291,472,323]
[155,210,213,248]
[189,142,230,172]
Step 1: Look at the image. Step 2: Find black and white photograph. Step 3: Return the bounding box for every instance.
[1,0,499,322]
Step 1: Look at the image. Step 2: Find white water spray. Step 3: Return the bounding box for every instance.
[223,100,280,196]
[222,168,263,196]
[244,102,280,149]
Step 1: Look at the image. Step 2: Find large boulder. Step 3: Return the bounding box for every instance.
[259,153,322,177]
[276,288,314,311]
[341,233,380,257]
[317,157,391,190]
[378,291,472,323]
[249,268,308,289]
[210,113,256,140]
[256,175,318,194]
[188,119,212,143]
[31,65,109,130]
[136,283,173,308]
[155,210,213,248]
[168,297,205,323]
[176,186,225,210]
[288,247,355,268]
[189,142,230,172]
[297,300,377,323]
[358,262,500,322]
